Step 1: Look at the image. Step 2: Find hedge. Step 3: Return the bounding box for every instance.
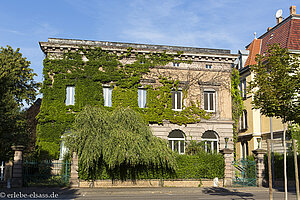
[78,152,224,180]
[264,153,300,180]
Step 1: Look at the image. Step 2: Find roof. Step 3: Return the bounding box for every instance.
[244,39,261,66]
[243,12,300,68]
[40,38,232,55]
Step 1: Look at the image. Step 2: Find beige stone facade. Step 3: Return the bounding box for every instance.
[40,38,238,153]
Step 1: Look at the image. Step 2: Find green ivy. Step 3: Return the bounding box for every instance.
[37,47,210,159]
[78,152,224,180]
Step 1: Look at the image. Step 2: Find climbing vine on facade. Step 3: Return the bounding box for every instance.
[37,47,210,159]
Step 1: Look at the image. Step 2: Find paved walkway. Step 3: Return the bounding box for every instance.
[0,187,297,199]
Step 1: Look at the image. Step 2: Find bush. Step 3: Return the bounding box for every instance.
[264,153,300,180]
[78,151,224,180]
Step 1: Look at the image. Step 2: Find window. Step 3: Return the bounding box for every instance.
[171,90,182,111]
[204,90,215,112]
[240,110,248,130]
[240,79,247,98]
[241,141,249,159]
[66,86,75,105]
[201,130,218,153]
[168,130,185,154]
[103,87,113,107]
[205,64,212,69]
[138,88,147,108]
[173,62,180,67]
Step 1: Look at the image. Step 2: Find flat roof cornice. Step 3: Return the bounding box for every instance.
[40,38,233,55]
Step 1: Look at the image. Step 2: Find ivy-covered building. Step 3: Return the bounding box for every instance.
[38,38,238,159]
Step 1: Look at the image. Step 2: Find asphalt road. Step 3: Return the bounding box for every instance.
[0,187,298,200]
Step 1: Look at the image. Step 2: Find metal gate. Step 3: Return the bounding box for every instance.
[23,160,71,186]
[232,159,256,186]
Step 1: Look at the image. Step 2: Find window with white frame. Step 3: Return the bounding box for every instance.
[204,90,215,112]
[138,88,147,108]
[240,109,248,130]
[171,90,182,111]
[103,86,113,107]
[168,130,185,154]
[201,130,218,153]
[66,86,75,106]
[240,79,247,98]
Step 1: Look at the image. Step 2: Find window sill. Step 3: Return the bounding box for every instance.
[204,110,215,113]
[172,109,182,111]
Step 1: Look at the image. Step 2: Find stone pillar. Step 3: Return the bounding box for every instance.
[69,152,79,187]
[252,149,267,187]
[11,145,25,187]
[220,148,234,187]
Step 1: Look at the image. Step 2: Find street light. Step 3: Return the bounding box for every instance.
[257,137,261,149]
[225,137,229,149]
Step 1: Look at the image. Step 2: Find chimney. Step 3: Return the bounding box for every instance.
[267,27,272,31]
[277,16,283,24]
[290,5,296,15]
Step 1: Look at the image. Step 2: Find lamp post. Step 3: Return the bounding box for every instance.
[257,137,261,149]
[225,137,229,149]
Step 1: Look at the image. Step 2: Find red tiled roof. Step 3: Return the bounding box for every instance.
[260,19,292,54]
[287,18,300,50]
[244,39,262,66]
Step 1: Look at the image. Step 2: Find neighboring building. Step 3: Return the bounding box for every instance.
[25,98,42,152]
[39,38,238,158]
[235,5,300,159]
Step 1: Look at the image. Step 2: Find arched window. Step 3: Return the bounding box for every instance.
[201,130,219,153]
[168,129,185,154]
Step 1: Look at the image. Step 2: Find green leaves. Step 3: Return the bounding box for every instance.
[0,46,40,105]
[250,43,300,124]
[65,106,176,180]
[0,46,40,160]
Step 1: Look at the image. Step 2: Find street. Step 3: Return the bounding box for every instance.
[0,187,298,200]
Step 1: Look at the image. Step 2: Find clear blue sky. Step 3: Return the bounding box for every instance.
[1,0,299,85]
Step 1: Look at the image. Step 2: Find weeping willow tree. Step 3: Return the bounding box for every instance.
[65,106,176,180]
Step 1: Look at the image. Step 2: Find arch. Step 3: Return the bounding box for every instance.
[168,129,185,138]
[201,130,219,153]
[168,129,185,154]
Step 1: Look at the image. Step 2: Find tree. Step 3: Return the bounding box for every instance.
[250,44,300,197]
[0,46,40,160]
[65,106,176,180]
[249,43,300,124]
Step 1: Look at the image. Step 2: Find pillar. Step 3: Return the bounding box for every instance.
[220,148,234,187]
[252,149,267,187]
[69,152,79,187]
[11,145,25,187]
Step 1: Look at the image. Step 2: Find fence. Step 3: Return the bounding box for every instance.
[23,160,71,186]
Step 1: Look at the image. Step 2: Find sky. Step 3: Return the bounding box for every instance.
[1,0,300,86]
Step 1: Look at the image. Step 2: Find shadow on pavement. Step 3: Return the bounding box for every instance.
[203,187,255,199]
[0,187,79,199]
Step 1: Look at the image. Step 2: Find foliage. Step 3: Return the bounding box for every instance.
[264,153,300,180]
[175,152,224,179]
[231,68,244,157]
[78,151,224,180]
[0,46,40,161]
[65,106,177,181]
[37,47,210,159]
[249,43,300,124]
